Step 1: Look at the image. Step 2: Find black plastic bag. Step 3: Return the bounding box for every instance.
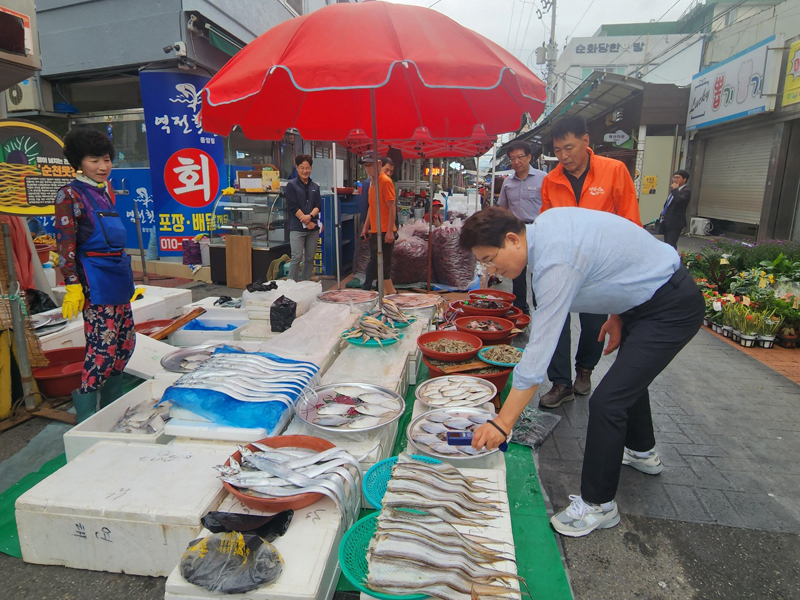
[201,509,293,542]
[180,531,283,594]
[25,289,57,315]
[247,280,279,293]
[270,295,296,332]
[510,406,562,449]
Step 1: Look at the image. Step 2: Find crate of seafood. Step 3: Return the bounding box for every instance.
[63,379,174,462]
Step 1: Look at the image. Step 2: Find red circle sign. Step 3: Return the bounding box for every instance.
[163,148,220,208]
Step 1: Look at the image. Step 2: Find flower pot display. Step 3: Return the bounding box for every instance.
[757,335,775,349]
[777,334,798,349]
[703,317,710,327]
[739,334,757,348]
[722,326,732,338]
[731,330,741,343]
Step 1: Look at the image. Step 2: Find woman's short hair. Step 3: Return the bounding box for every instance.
[63,128,115,170]
[295,154,313,167]
[459,207,525,251]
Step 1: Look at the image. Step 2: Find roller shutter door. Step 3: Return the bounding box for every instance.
[697,126,773,224]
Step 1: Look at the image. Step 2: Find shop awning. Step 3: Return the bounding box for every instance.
[206,23,244,57]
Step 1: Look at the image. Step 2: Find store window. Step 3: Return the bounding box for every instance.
[70,112,150,168]
[581,66,626,80]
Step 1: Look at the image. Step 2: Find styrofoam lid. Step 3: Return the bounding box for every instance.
[16,441,232,525]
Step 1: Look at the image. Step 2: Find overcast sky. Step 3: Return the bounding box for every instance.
[382,0,696,81]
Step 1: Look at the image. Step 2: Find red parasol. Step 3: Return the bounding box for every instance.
[342,127,496,159]
[201,1,546,297]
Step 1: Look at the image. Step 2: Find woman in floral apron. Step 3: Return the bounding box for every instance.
[55,129,136,422]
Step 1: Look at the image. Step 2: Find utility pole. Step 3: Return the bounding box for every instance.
[546,0,557,102]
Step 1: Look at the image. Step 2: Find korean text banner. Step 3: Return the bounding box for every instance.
[140,70,226,256]
[783,39,800,108]
[686,36,779,131]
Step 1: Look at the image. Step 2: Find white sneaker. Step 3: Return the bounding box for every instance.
[622,447,663,475]
[550,495,620,537]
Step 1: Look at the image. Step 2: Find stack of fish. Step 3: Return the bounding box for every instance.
[342,315,403,346]
[111,402,171,434]
[409,410,496,457]
[169,352,319,408]
[217,444,362,528]
[366,456,522,600]
[364,298,413,328]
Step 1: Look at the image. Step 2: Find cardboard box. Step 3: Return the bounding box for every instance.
[237,170,280,192]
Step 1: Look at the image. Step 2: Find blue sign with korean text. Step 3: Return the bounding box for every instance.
[140,70,227,257]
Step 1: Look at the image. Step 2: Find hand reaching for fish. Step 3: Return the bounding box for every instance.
[471,418,512,451]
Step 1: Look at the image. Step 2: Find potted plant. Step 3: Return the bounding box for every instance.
[777,325,798,349]
[758,311,782,349]
[737,308,760,348]
[721,302,737,339]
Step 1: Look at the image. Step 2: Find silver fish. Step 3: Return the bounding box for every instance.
[468,412,494,424]
[424,412,450,423]
[428,442,464,455]
[411,433,443,446]
[355,404,394,417]
[444,417,475,430]
[347,415,382,429]
[317,403,353,415]
[313,415,351,426]
[421,422,448,435]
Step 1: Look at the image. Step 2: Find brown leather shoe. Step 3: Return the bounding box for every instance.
[573,367,593,395]
[540,383,575,409]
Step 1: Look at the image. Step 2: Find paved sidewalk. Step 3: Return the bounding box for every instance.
[537,323,800,533]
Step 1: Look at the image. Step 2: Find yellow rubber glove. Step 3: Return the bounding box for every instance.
[62,284,85,320]
[130,287,146,303]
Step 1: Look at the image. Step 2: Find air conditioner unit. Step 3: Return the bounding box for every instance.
[690,217,713,236]
[4,77,53,112]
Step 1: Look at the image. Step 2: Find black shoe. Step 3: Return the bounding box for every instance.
[573,367,592,395]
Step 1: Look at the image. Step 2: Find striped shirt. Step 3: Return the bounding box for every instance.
[513,207,680,390]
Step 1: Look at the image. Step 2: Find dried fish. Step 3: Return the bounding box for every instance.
[318,290,378,304]
[463,319,506,332]
[423,339,475,354]
[482,344,523,365]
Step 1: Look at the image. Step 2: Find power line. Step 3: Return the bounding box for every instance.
[506,0,517,49]
[568,0,596,40]
[606,0,688,66]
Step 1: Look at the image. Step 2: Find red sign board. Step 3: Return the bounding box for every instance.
[163,148,220,208]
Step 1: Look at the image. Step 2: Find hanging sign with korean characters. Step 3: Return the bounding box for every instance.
[140,70,226,256]
[686,35,783,131]
[782,39,800,107]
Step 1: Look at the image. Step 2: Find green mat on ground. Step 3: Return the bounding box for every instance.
[336,367,573,599]
[0,453,66,558]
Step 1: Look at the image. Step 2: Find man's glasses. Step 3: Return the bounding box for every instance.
[508,154,529,163]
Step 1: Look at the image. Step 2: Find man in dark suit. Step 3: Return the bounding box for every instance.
[660,169,691,249]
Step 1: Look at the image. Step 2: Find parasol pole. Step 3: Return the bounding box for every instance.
[331,142,341,289]
[369,89,384,305]
[426,157,434,292]
[490,142,497,206]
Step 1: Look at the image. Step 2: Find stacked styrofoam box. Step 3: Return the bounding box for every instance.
[320,343,410,397]
[181,297,247,321]
[164,494,343,600]
[63,379,174,462]
[16,441,231,576]
[397,320,426,386]
[138,285,193,318]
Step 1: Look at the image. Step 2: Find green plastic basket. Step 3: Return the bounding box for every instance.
[338,513,427,600]
[363,455,442,509]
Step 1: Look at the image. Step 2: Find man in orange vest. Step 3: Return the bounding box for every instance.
[539,115,641,409]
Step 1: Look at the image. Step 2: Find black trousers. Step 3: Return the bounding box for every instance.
[580,266,704,504]
[547,313,607,385]
[511,266,529,314]
[663,226,682,249]
[363,234,395,291]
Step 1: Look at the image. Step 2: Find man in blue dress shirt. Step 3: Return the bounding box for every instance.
[460,206,703,537]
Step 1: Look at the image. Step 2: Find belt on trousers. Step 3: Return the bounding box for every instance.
[625,265,690,316]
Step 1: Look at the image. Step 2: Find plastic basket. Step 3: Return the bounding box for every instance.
[338,513,427,600]
[363,454,442,509]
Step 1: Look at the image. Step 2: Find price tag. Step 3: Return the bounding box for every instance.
[743,296,751,306]
[794,297,800,310]
[713,301,722,311]
[726,294,735,302]
[720,258,729,265]
[758,278,768,288]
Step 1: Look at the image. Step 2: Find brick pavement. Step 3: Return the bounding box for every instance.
[535,321,800,534]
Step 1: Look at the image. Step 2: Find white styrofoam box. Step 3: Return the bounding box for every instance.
[164,420,270,443]
[40,318,86,351]
[130,295,169,322]
[239,321,280,341]
[181,297,247,320]
[164,494,343,600]
[63,379,174,462]
[409,398,505,471]
[321,343,410,396]
[125,333,178,379]
[358,467,517,600]
[139,285,193,319]
[245,307,272,321]
[16,441,231,576]
[168,319,248,347]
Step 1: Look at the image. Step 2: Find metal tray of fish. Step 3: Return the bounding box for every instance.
[384,293,443,309]
[30,314,52,329]
[406,407,503,460]
[295,383,405,433]
[415,375,496,409]
[160,343,246,373]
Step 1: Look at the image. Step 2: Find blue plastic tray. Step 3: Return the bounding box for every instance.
[363,454,441,509]
[342,329,404,347]
[478,345,522,367]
